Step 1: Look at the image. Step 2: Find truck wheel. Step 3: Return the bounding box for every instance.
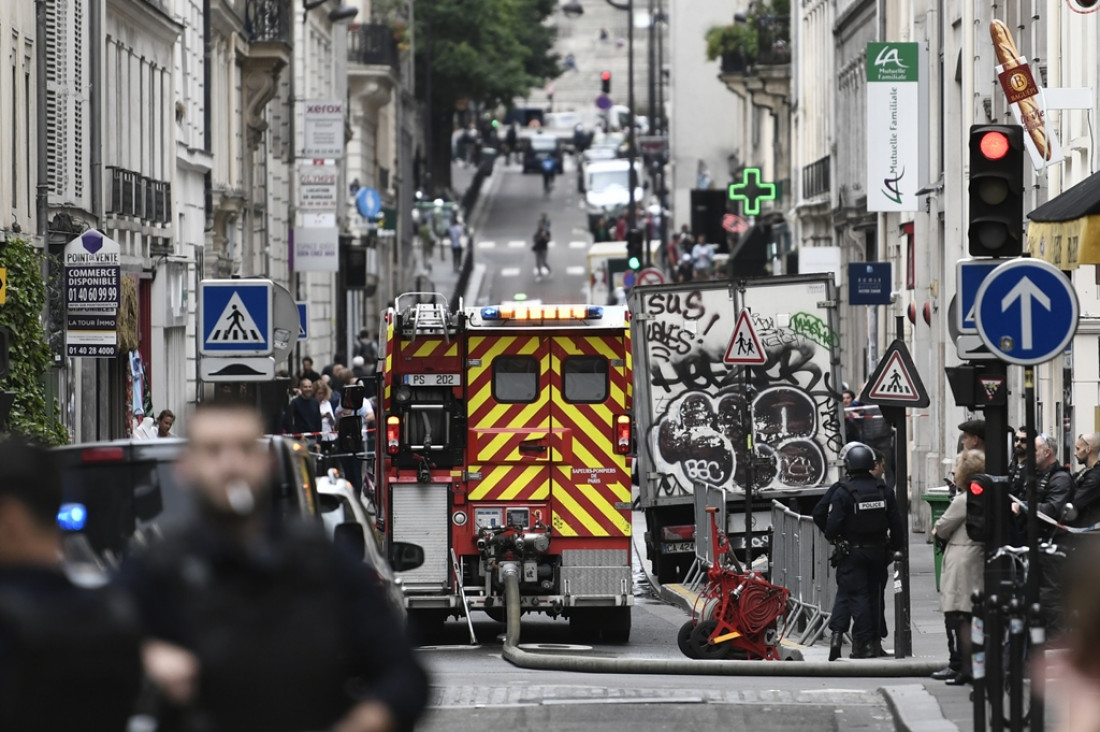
[483,607,506,623]
[408,610,448,644]
[568,610,600,642]
[600,607,632,644]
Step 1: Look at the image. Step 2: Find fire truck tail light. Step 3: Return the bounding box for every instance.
[614,414,632,454]
[386,416,401,455]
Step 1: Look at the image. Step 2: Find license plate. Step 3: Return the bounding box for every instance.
[402,373,461,387]
[661,541,694,555]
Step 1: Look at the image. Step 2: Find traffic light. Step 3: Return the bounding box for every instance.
[626,229,643,270]
[965,473,1010,543]
[600,71,611,95]
[968,125,1024,257]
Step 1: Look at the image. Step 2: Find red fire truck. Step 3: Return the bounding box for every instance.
[375,293,634,641]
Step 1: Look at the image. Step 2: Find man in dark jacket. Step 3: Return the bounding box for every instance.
[0,437,143,731]
[282,377,322,435]
[1071,432,1100,532]
[122,400,428,732]
[824,444,905,659]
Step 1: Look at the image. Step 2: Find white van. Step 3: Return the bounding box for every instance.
[583,159,645,234]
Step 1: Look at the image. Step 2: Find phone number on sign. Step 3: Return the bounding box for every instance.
[67,345,117,357]
[67,286,119,304]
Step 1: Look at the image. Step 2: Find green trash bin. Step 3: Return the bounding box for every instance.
[922,490,954,592]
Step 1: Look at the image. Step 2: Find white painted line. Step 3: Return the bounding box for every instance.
[499,267,521,277]
[507,240,526,249]
[476,240,496,249]
[569,240,588,249]
[565,266,585,276]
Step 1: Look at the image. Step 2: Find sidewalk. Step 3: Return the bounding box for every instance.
[633,520,973,732]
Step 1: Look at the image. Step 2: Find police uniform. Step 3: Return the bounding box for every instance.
[824,462,904,658]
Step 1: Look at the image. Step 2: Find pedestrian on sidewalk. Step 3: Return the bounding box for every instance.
[417,218,435,272]
[449,215,465,274]
[930,448,986,685]
[533,213,552,279]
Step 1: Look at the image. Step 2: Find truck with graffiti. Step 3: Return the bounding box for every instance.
[628,274,844,583]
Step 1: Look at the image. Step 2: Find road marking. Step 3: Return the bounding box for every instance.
[1000,276,1050,350]
[477,240,496,249]
[569,240,588,249]
[499,267,521,277]
[507,240,526,249]
[565,266,585,276]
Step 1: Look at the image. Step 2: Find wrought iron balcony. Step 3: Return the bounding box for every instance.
[349,24,399,69]
[245,0,291,45]
[801,155,830,200]
[107,166,171,224]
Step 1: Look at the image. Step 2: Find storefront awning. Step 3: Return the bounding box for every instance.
[1025,169,1100,270]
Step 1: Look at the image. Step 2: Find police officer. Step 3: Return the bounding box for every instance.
[812,442,862,660]
[122,400,428,732]
[0,436,143,731]
[824,443,904,659]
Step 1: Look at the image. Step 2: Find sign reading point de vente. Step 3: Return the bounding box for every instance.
[866,42,922,212]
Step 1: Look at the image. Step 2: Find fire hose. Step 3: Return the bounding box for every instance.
[499,570,946,678]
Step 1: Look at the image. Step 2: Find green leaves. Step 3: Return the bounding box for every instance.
[0,237,68,444]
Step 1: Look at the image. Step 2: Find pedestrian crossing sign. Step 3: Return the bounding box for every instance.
[200,280,273,356]
[860,339,929,408]
[723,310,766,365]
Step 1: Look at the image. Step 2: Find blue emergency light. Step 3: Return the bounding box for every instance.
[57,503,88,531]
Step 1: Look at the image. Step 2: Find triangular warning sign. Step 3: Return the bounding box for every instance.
[723,310,766,365]
[206,292,264,344]
[860,340,930,408]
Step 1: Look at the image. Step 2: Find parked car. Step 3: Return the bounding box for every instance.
[52,436,322,567]
[315,468,422,621]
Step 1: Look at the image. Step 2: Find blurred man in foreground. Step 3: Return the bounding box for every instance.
[0,436,143,731]
[122,400,428,732]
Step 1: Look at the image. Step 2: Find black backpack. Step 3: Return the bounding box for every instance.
[842,479,890,535]
[0,579,143,732]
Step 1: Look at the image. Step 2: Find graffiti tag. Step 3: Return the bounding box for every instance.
[789,311,840,349]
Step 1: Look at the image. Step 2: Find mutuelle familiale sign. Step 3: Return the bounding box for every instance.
[866,42,921,212]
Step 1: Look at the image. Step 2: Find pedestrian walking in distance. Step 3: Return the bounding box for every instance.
[533,213,552,279]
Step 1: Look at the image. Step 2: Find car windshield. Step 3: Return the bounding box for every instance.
[589,170,630,193]
[528,136,557,151]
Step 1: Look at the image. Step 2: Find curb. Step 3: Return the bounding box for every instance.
[879,684,962,732]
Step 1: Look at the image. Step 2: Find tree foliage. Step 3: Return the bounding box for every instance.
[0,237,68,444]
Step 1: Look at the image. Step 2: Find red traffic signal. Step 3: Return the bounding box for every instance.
[978,131,1010,160]
[600,71,611,94]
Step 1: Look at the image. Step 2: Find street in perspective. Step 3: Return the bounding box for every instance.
[1,1,1100,732]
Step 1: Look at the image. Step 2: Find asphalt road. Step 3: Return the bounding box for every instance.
[473,158,594,306]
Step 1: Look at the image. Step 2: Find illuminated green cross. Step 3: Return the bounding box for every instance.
[728,168,777,217]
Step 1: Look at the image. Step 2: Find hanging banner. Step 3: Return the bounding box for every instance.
[866,42,921,212]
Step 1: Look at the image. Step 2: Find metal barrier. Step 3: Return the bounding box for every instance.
[678,485,729,593]
[770,500,838,646]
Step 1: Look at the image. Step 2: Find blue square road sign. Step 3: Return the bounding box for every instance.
[200,280,273,356]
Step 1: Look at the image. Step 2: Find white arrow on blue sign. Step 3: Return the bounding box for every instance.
[974,259,1079,366]
[956,259,1001,334]
[200,280,273,356]
[296,301,309,341]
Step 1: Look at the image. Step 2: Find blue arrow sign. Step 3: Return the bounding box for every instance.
[296,301,309,341]
[200,280,273,356]
[356,187,382,219]
[956,259,1001,333]
[974,259,1078,366]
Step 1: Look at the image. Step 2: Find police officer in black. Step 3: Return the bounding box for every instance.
[0,436,143,731]
[824,443,905,659]
[122,400,428,732]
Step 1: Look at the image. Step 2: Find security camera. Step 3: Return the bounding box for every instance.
[1067,0,1100,13]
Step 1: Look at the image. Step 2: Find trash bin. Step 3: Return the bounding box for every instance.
[922,489,954,592]
[478,147,498,173]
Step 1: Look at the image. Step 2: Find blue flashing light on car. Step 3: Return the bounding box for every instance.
[57,503,88,531]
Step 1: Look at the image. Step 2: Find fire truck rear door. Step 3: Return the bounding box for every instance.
[548,334,632,538]
[466,334,553,511]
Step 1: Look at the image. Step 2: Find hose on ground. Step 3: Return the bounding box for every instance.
[500,570,945,677]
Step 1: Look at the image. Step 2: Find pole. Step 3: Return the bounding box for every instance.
[1024,366,1044,732]
[646,0,655,137]
[891,315,913,659]
[626,0,642,264]
[982,358,1010,731]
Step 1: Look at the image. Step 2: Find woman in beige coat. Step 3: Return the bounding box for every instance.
[931,448,986,685]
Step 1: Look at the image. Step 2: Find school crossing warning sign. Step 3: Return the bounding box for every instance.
[860,339,929,408]
[723,310,766,365]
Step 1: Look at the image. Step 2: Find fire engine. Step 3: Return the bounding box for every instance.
[375,293,634,641]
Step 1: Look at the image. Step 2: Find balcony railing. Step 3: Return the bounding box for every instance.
[349,24,399,68]
[107,166,171,223]
[801,155,830,200]
[245,0,291,45]
[754,15,790,66]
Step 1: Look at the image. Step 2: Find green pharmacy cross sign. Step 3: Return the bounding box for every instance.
[728,168,777,217]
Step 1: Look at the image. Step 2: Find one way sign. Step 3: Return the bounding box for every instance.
[860,340,930,408]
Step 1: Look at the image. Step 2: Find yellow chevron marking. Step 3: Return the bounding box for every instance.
[480,430,549,462]
[585,485,632,535]
[551,509,578,536]
[468,465,550,500]
[413,339,449,358]
[553,485,608,537]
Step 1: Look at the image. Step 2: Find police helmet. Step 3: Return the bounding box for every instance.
[844,444,876,473]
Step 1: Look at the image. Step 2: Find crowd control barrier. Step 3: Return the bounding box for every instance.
[769,500,838,646]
